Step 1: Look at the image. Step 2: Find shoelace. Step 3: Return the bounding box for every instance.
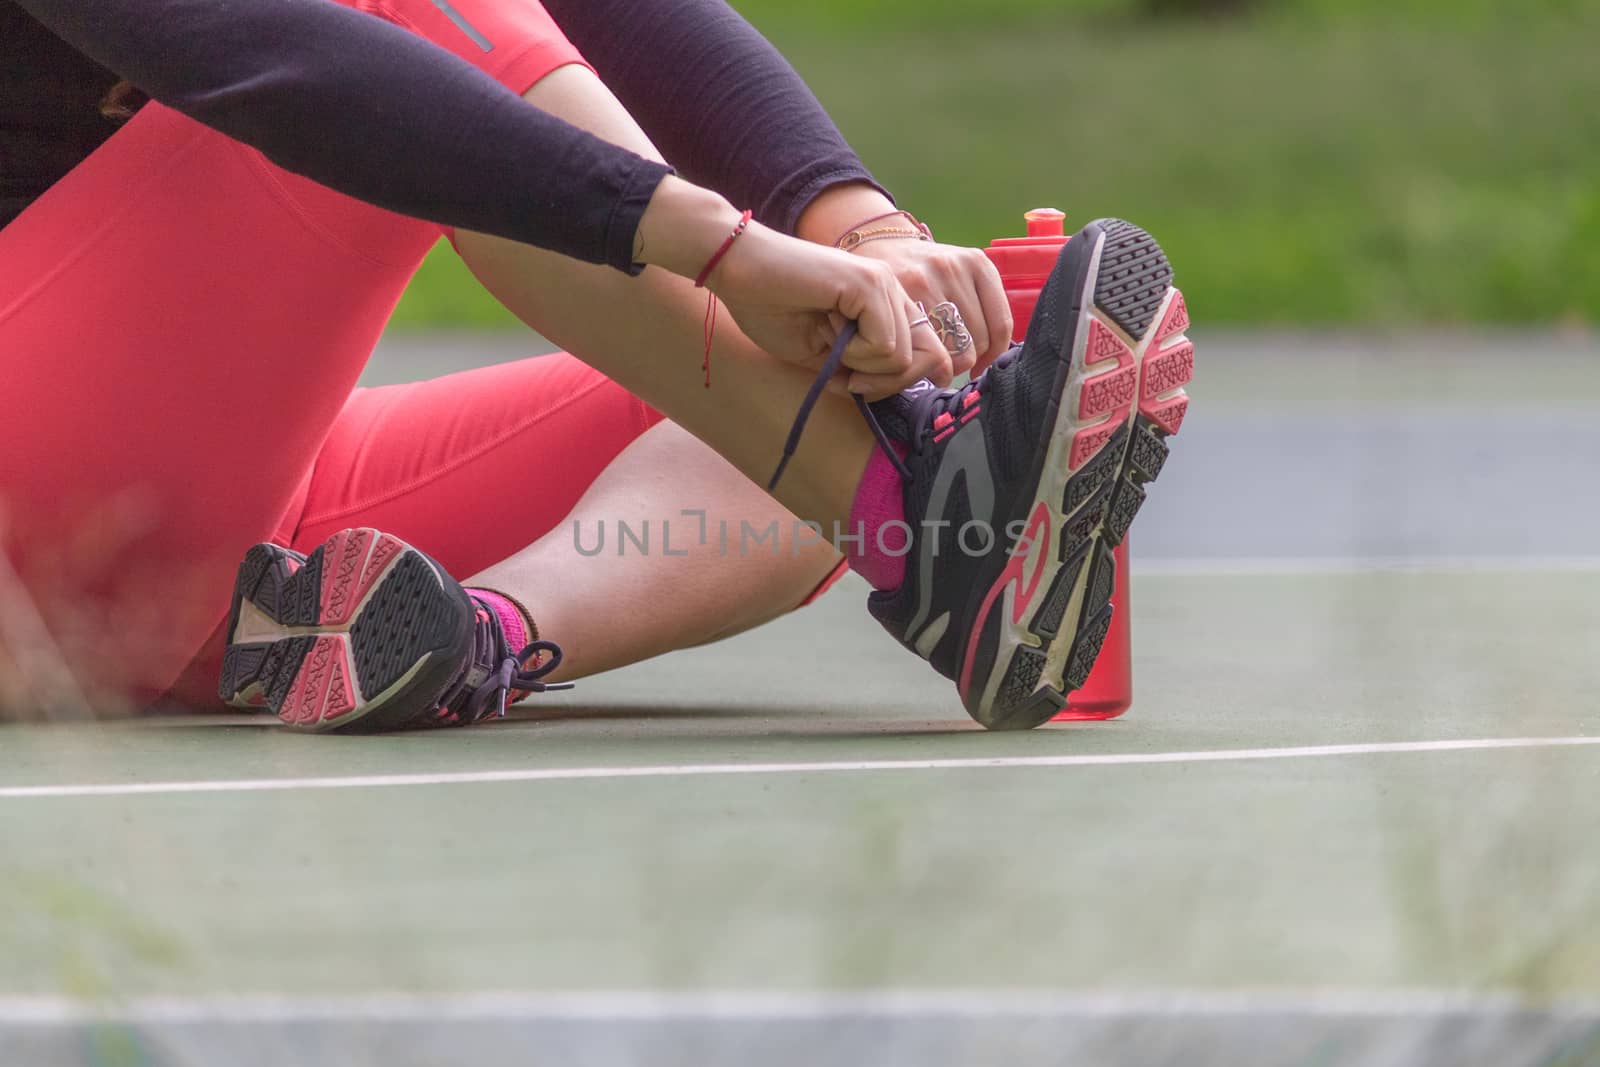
[768,322,909,489]
[427,616,572,728]
[768,323,1016,491]
[460,638,571,724]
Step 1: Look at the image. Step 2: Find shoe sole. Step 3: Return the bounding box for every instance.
[959,219,1192,730]
[218,528,474,733]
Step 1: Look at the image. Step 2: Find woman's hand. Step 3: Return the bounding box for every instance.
[847,237,1015,375]
[708,225,958,399]
[634,176,954,399]
[791,183,1016,376]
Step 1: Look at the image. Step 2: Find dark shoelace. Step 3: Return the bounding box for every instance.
[768,323,1017,491]
[768,321,911,490]
[460,639,570,724]
[425,600,573,728]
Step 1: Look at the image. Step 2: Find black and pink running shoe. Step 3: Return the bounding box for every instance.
[862,218,1193,730]
[218,528,566,732]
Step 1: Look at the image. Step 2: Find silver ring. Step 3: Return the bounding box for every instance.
[928,302,973,356]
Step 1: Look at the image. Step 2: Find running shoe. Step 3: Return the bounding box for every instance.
[863,218,1192,730]
[218,528,566,732]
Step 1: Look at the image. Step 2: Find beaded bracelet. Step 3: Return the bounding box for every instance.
[833,209,933,251]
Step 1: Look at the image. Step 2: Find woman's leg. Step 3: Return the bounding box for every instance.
[284,355,840,685]
[188,351,843,716]
[467,422,844,678]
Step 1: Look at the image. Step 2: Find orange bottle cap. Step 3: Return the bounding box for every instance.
[1025,208,1067,238]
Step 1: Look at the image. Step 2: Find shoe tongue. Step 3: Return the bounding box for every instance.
[867,379,942,443]
[456,598,510,696]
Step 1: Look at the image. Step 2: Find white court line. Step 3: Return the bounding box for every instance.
[2,736,1598,801]
[2,989,1599,1025]
[1134,555,1600,578]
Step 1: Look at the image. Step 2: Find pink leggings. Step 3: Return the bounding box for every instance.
[0,8,669,709]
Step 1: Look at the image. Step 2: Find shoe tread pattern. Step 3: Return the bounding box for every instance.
[264,635,317,712]
[219,545,317,703]
[1065,607,1114,692]
[1031,542,1092,640]
[1063,423,1128,515]
[1092,218,1173,340]
[349,552,460,705]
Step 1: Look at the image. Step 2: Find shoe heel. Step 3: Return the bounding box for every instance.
[298,529,471,733]
[219,543,317,706]
[220,635,317,713]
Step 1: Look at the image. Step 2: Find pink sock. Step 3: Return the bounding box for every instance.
[466,587,530,651]
[845,446,909,592]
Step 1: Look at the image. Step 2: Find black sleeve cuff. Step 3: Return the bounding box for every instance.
[603,157,675,275]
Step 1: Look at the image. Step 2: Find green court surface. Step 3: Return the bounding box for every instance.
[3,334,1599,1065]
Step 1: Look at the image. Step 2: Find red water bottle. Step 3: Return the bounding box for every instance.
[984,209,1132,721]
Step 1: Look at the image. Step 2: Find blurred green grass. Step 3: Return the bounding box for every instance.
[390,1,1600,328]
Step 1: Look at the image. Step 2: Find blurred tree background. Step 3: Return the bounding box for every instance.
[393,0,1600,327]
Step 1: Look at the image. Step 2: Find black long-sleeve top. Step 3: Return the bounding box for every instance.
[1,0,885,271]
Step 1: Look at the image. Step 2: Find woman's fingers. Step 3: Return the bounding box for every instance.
[968,247,1015,369]
[835,260,899,367]
[931,253,989,371]
[936,281,985,379]
[832,259,964,398]
[845,240,1014,377]
[847,315,953,400]
[708,225,1004,388]
[913,318,957,387]
[949,319,980,379]
[836,261,919,377]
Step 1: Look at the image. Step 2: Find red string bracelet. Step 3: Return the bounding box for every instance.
[694,209,753,388]
[694,210,753,288]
